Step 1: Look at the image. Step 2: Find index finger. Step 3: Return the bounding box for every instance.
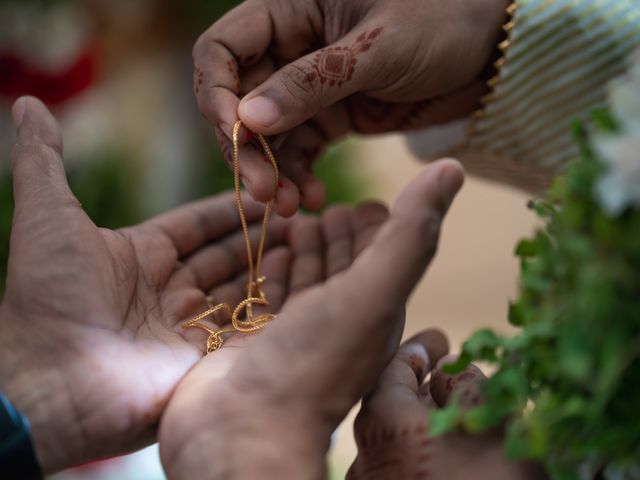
[193,0,273,139]
[142,191,268,258]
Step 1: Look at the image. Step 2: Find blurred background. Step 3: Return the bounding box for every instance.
[0,0,538,478]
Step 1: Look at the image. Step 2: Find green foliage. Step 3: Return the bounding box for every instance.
[66,150,144,229]
[432,109,640,479]
[174,0,245,33]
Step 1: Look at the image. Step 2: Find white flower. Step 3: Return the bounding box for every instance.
[608,50,640,135]
[595,133,640,216]
[594,49,640,216]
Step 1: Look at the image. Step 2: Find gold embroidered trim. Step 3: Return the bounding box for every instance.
[466,1,518,138]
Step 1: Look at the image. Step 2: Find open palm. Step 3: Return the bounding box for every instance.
[0,97,290,473]
[159,159,468,480]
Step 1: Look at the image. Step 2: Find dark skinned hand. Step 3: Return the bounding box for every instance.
[348,330,548,479]
[193,0,508,216]
[159,159,465,479]
[0,96,294,473]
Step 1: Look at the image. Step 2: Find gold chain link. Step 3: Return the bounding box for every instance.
[182,121,279,353]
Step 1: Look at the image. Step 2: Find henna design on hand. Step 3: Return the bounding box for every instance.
[348,423,434,479]
[310,27,384,87]
[226,59,242,93]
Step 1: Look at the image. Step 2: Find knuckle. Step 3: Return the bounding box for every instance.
[278,62,318,103]
[198,90,224,125]
[355,202,389,226]
[323,203,351,219]
[12,140,61,166]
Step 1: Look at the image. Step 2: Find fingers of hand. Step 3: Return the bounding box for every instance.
[214,127,302,218]
[321,205,355,278]
[287,216,324,295]
[332,159,464,328]
[270,105,352,212]
[430,355,487,409]
[193,0,272,135]
[351,202,389,257]
[214,127,276,200]
[375,329,450,395]
[251,246,292,314]
[275,123,328,211]
[148,191,269,258]
[182,216,289,292]
[321,201,389,280]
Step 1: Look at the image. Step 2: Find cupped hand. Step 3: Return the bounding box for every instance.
[0,97,291,473]
[348,330,547,479]
[194,0,508,215]
[159,159,464,480]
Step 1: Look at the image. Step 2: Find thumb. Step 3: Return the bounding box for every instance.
[10,96,78,217]
[238,26,386,135]
[336,158,465,320]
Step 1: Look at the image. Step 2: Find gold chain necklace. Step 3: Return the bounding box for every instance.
[182,121,279,353]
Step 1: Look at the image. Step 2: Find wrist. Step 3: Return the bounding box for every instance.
[0,308,76,473]
[161,382,331,480]
[0,358,74,474]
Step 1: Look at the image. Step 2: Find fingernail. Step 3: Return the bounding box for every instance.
[439,161,465,205]
[11,97,27,127]
[403,343,430,379]
[278,180,284,189]
[241,96,280,127]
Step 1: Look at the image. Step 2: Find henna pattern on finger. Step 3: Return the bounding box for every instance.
[194,67,204,95]
[310,27,384,87]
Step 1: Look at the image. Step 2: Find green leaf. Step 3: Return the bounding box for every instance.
[429,404,461,436]
[508,302,524,326]
[442,351,472,375]
[515,239,542,257]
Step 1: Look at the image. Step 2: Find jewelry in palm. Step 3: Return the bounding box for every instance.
[182,121,279,353]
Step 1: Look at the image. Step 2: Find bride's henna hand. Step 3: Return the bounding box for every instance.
[349,332,548,480]
[193,0,509,214]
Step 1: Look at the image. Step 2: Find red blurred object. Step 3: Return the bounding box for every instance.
[0,42,100,106]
